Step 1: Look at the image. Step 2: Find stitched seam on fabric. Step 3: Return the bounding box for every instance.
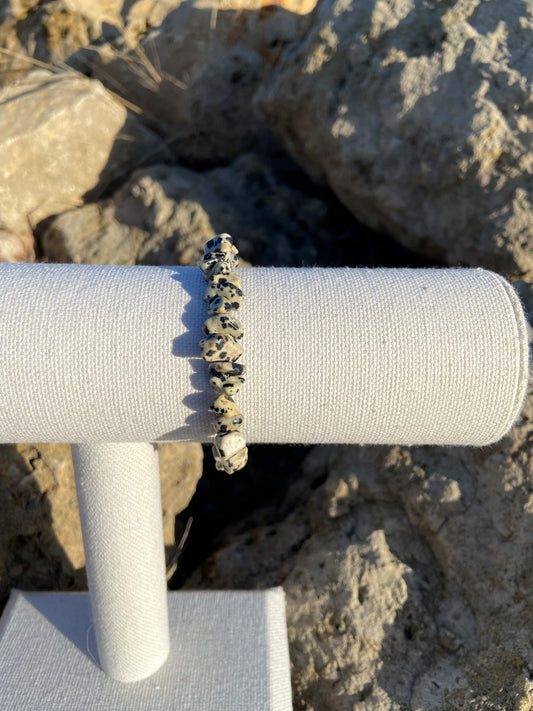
[487,271,530,443]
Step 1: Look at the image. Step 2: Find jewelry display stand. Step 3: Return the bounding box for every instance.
[0,263,528,709]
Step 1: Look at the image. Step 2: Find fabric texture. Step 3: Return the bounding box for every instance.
[71,442,169,682]
[0,589,292,709]
[0,264,528,689]
[0,263,527,445]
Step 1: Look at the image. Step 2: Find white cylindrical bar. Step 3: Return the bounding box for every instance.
[0,263,527,445]
[71,442,169,682]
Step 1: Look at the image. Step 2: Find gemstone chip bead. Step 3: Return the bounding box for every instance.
[212,431,248,474]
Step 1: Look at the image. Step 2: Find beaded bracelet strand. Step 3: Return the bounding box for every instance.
[198,234,248,474]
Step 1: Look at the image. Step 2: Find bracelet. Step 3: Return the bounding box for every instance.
[198,234,248,474]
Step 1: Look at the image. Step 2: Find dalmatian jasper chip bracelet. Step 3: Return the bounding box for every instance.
[198,234,248,474]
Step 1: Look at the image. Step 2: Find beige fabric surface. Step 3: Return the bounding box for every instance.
[71,442,169,682]
[0,264,526,445]
[0,589,291,709]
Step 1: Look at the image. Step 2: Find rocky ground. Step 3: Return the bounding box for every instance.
[1,0,533,708]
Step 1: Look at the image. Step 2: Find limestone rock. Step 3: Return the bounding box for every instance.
[62,0,124,28]
[94,4,263,164]
[257,0,533,276]
[41,154,328,266]
[0,443,86,609]
[120,0,184,47]
[513,280,533,342]
[0,69,171,233]
[158,442,203,553]
[93,1,313,163]
[0,0,124,87]
[0,230,35,262]
[185,316,533,709]
[185,446,440,710]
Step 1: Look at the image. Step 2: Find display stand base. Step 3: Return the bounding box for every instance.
[0,588,292,710]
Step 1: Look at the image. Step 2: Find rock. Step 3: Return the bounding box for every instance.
[120,0,183,47]
[0,0,123,87]
[41,154,330,266]
[41,202,143,265]
[185,328,533,709]
[0,230,35,261]
[0,443,86,608]
[513,279,533,344]
[93,0,313,164]
[61,0,123,28]
[158,442,203,558]
[0,69,171,233]
[0,441,202,609]
[185,446,440,710]
[257,0,533,276]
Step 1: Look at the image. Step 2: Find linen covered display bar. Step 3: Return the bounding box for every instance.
[0,263,526,444]
[0,263,527,684]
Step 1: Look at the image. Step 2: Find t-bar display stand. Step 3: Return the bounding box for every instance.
[0,263,528,709]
